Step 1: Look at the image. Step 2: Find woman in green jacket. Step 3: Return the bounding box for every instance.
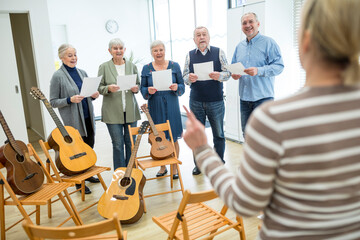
[98,38,141,170]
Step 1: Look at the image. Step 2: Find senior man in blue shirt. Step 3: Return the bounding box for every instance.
[232,12,284,136]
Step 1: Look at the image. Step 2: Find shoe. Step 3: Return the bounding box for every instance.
[156,168,168,177]
[75,184,91,194]
[172,174,179,180]
[85,176,100,183]
[192,167,201,175]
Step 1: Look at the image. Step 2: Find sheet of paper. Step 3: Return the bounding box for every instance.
[225,62,248,75]
[80,76,102,97]
[152,69,173,91]
[193,61,214,81]
[117,74,137,91]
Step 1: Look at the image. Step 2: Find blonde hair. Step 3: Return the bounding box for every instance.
[301,0,360,85]
[58,44,75,59]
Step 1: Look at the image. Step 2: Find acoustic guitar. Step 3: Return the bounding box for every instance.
[0,110,44,195]
[140,104,174,160]
[98,121,149,224]
[30,87,97,176]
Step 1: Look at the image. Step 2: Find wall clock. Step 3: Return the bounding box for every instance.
[105,19,119,34]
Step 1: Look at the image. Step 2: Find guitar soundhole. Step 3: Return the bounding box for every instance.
[64,135,73,144]
[120,177,131,188]
[155,136,163,142]
[16,154,25,163]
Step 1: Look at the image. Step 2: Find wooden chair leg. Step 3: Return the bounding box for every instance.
[0,184,5,240]
[36,206,40,225]
[176,164,184,194]
[170,165,174,188]
[46,161,53,219]
[81,181,85,201]
[142,193,147,213]
[97,173,107,191]
[58,191,82,226]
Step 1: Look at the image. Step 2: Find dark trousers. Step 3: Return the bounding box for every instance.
[240,97,273,138]
[82,117,95,148]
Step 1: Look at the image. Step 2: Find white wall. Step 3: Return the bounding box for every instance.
[265,0,296,99]
[0,0,57,140]
[46,0,152,116]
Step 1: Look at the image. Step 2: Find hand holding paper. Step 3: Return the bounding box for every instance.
[80,76,102,97]
[117,74,137,91]
[152,69,173,91]
[225,62,248,76]
[193,61,214,81]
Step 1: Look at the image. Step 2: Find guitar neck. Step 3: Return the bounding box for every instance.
[124,133,143,178]
[0,111,22,156]
[144,111,159,136]
[41,99,69,137]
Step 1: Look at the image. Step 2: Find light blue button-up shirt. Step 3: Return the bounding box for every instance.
[231,32,284,101]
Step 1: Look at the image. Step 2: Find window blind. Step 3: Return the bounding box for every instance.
[293,0,306,89]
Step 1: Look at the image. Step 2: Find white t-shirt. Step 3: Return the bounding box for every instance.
[115,64,126,112]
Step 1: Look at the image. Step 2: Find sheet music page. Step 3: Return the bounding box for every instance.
[80,76,102,97]
[152,69,173,91]
[193,61,214,81]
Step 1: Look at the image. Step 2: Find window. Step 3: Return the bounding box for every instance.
[228,0,246,8]
[150,0,228,111]
[293,0,306,89]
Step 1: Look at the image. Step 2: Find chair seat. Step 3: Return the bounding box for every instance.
[7,183,74,205]
[59,166,111,183]
[137,157,182,170]
[153,202,238,240]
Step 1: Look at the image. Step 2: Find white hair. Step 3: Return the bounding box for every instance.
[108,38,124,50]
[58,44,75,59]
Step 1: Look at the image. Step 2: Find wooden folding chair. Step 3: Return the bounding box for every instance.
[128,120,184,212]
[0,144,82,240]
[37,140,110,219]
[22,212,127,240]
[152,189,246,240]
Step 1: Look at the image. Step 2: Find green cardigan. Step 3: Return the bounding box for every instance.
[97,59,141,124]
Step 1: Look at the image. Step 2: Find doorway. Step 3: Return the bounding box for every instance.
[9,13,45,141]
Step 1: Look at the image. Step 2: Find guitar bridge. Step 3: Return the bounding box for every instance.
[22,172,37,182]
[69,152,87,160]
[112,195,129,200]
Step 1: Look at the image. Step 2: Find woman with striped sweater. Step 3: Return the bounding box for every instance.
[184,0,360,239]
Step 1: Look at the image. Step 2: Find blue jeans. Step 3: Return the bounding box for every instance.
[106,121,137,170]
[190,99,225,163]
[240,97,273,136]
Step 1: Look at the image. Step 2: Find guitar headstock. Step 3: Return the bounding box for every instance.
[138,121,149,134]
[140,104,149,114]
[30,87,46,101]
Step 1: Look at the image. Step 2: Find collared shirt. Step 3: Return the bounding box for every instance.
[183,46,231,85]
[232,32,284,101]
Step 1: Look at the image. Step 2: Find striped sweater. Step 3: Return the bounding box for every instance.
[195,85,360,240]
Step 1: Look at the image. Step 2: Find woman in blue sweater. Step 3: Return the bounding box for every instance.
[141,40,185,179]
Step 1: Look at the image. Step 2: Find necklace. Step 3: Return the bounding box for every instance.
[153,61,168,71]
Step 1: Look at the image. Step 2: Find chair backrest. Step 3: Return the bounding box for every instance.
[178,189,218,214]
[27,143,59,183]
[37,140,64,181]
[128,120,177,159]
[22,213,125,239]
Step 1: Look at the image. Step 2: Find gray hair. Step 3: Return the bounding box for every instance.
[108,38,124,50]
[150,40,165,52]
[58,44,75,59]
[241,12,259,22]
[193,26,209,38]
